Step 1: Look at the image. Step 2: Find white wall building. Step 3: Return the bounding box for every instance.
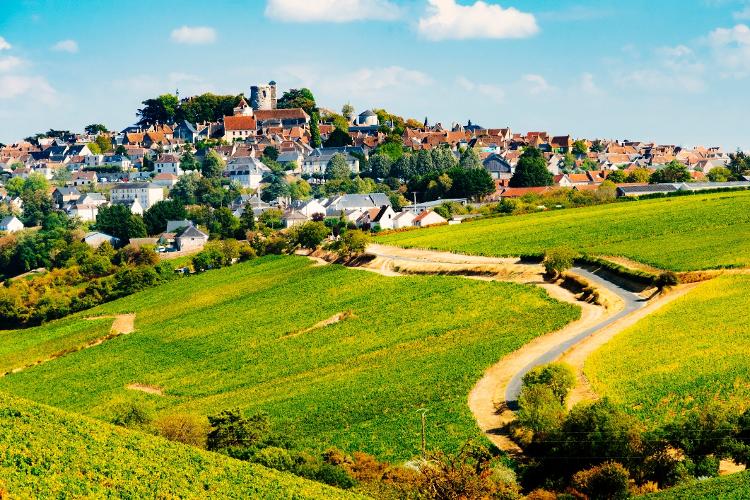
[110,182,164,211]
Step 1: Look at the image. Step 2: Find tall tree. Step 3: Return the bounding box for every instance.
[85,124,108,135]
[341,103,355,121]
[201,150,225,179]
[136,94,180,126]
[323,128,353,148]
[509,147,553,187]
[310,111,322,148]
[728,151,750,180]
[325,154,352,180]
[572,140,589,156]
[369,154,393,179]
[143,200,188,235]
[96,205,146,242]
[277,88,316,114]
[459,147,482,169]
[650,160,691,183]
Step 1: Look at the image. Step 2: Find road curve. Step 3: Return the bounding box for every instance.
[504,267,645,404]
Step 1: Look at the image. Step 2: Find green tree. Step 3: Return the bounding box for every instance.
[522,362,576,405]
[650,160,690,183]
[323,128,353,148]
[288,221,330,249]
[341,103,354,121]
[310,111,322,148]
[18,174,53,226]
[261,176,291,202]
[277,88,316,114]
[459,147,482,169]
[206,408,270,452]
[509,147,553,187]
[94,134,112,154]
[376,141,404,161]
[336,230,370,258]
[517,385,566,436]
[201,150,226,179]
[115,144,127,155]
[415,149,435,176]
[96,205,146,242]
[143,200,187,235]
[572,140,589,156]
[5,177,25,197]
[209,207,241,239]
[625,167,651,183]
[590,140,605,153]
[449,167,495,201]
[543,246,577,279]
[180,149,200,171]
[728,151,750,180]
[239,207,256,232]
[137,94,180,126]
[262,146,279,161]
[170,172,200,205]
[258,208,283,229]
[325,154,352,180]
[707,166,732,182]
[85,124,108,135]
[368,153,393,179]
[289,179,311,201]
[606,169,626,183]
[571,462,631,500]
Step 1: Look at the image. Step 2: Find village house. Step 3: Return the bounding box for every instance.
[0,215,24,233]
[324,193,391,216]
[70,170,97,187]
[413,210,447,228]
[110,182,164,211]
[83,231,121,248]
[175,224,209,251]
[153,173,180,188]
[282,210,308,228]
[226,157,270,189]
[52,187,81,208]
[482,153,513,180]
[302,147,362,176]
[154,154,183,176]
[392,210,417,229]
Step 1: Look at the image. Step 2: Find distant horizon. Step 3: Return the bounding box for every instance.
[2,0,750,150]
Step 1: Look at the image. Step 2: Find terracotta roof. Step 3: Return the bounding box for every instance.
[254,108,309,121]
[224,115,257,131]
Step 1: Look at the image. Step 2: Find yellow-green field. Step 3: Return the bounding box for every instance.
[0,392,355,499]
[0,255,578,461]
[586,274,750,423]
[377,191,750,271]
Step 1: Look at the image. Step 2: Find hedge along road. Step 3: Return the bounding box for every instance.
[504,268,645,404]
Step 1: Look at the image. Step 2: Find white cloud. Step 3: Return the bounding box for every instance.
[707,24,750,77]
[0,37,10,51]
[112,72,215,96]
[418,0,538,41]
[0,56,23,72]
[51,39,79,53]
[265,0,401,22]
[170,26,216,45]
[0,75,56,103]
[733,6,750,20]
[346,66,432,92]
[457,76,505,103]
[579,72,603,95]
[522,74,554,95]
[617,44,705,92]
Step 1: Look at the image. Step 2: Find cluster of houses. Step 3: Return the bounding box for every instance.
[2,80,749,239]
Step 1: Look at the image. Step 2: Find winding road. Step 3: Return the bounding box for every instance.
[504,267,645,405]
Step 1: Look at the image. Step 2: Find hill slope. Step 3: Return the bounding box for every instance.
[0,392,356,499]
[585,274,750,424]
[0,255,578,461]
[644,471,750,499]
[377,190,750,271]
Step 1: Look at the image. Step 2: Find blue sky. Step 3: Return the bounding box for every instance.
[1,0,749,149]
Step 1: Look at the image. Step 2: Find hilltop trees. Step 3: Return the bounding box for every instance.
[325,154,352,180]
[201,151,226,179]
[143,200,187,235]
[510,147,553,187]
[650,160,691,183]
[95,205,147,242]
[459,147,482,170]
[728,151,750,180]
[277,88,316,114]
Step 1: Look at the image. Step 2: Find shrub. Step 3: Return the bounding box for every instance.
[287,221,330,250]
[254,446,295,472]
[517,385,565,437]
[522,362,576,405]
[110,401,153,428]
[206,408,270,452]
[654,271,679,292]
[543,247,577,279]
[571,461,631,500]
[153,413,209,448]
[334,230,370,258]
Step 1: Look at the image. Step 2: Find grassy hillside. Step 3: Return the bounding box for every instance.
[586,274,750,424]
[0,392,356,499]
[644,471,750,499]
[377,191,750,271]
[0,255,578,461]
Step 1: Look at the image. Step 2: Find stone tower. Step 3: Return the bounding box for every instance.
[250,81,277,110]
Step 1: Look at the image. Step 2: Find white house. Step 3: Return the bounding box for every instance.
[110,182,164,211]
[295,199,327,218]
[70,170,97,187]
[282,209,309,228]
[0,215,24,233]
[359,205,396,230]
[155,154,183,176]
[153,173,179,188]
[175,225,208,251]
[324,193,391,217]
[83,231,120,248]
[413,210,447,228]
[393,211,416,229]
[226,157,270,189]
[301,148,361,176]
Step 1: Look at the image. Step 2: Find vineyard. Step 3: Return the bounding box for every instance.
[0,393,355,498]
[586,274,750,423]
[644,470,750,499]
[377,190,750,271]
[0,255,579,461]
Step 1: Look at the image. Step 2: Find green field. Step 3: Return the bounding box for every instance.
[0,392,355,499]
[0,255,578,461]
[377,191,750,271]
[644,471,750,499]
[586,274,750,424]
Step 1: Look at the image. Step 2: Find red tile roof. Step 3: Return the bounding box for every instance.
[224,115,257,131]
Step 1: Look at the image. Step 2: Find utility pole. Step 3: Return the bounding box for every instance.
[417,408,427,459]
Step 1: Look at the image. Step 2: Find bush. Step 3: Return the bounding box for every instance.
[571,461,631,500]
[332,230,370,258]
[543,247,577,279]
[206,408,270,452]
[517,385,565,437]
[522,362,576,405]
[153,413,209,448]
[254,446,295,472]
[110,401,153,428]
[654,271,679,291]
[287,221,330,250]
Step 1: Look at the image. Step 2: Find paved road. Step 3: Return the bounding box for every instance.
[504,267,646,405]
